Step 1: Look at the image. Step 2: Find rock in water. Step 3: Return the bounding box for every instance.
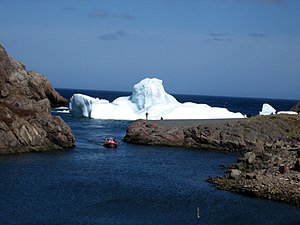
[0,44,75,154]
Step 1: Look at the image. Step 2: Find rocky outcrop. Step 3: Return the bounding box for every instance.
[124,115,300,153]
[208,147,300,206]
[0,44,75,154]
[123,115,300,206]
[291,102,300,113]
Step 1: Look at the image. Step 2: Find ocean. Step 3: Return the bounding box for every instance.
[0,89,299,225]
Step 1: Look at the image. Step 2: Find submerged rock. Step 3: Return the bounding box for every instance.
[0,44,75,154]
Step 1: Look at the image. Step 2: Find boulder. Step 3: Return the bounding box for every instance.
[244,151,256,164]
[230,169,242,180]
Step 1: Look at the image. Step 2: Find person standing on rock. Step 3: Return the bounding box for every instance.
[145,112,149,120]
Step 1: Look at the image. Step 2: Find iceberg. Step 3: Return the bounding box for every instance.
[259,103,298,115]
[69,78,245,120]
[259,103,276,115]
[277,111,298,115]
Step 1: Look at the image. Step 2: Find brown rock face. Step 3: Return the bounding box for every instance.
[0,44,75,154]
[124,115,300,153]
[124,119,185,147]
[208,143,300,206]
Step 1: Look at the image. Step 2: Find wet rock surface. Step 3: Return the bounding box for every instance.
[0,44,75,154]
[124,115,300,206]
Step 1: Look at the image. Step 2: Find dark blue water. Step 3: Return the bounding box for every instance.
[0,89,299,225]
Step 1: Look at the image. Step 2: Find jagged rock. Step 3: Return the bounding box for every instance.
[290,102,300,113]
[0,43,75,154]
[27,70,68,107]
[208,140,300,206]
[245,151,256,164]
[230,169,242,179]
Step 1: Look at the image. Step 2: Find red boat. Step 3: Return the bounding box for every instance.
[103,138,118,148]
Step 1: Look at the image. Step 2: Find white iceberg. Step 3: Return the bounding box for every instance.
[69,78,245,120]
[277,111,298,115]
[259,103,276,115]
[259,104,298,116]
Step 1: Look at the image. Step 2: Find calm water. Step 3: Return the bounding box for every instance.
[0,89,299,225]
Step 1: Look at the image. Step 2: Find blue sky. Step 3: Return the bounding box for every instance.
[0,0,299,99]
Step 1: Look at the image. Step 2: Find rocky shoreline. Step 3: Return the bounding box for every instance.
[0,44,75,154]
[123,115,300,206]
[208,145,300,206]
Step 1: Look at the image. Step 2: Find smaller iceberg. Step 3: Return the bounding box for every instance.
[277,111,298,115]
[259,103,298,115]
[69,78,245,120]
[259,103,276,115]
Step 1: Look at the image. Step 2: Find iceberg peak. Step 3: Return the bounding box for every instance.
[129,78,178,110]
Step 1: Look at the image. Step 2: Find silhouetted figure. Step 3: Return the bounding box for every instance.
[145,112,149,120]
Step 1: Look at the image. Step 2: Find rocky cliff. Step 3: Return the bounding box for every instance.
[0,44,75,154]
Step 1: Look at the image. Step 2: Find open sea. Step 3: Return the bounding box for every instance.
[0,89,299,225]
